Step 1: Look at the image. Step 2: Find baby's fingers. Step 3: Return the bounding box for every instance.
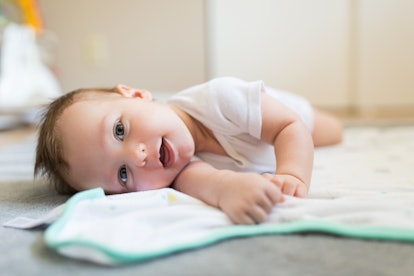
[294,184,308,198]
[229,205,268,225]
[281,183,297,196]
[263,173,308,198]
[247,205,270,224]
[262,173,283,189]
[265,182,285,205]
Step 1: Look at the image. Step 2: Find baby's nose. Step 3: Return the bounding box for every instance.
[132,143,147,167]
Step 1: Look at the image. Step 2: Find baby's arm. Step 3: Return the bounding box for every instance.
[260,93,314,197]
[172,160,284,225]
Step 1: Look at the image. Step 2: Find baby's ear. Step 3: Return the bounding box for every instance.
[115,84,152,101]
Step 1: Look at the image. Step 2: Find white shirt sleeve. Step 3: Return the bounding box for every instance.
[168,77,264,139]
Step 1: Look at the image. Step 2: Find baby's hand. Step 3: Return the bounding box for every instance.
[217,172,284,225]
[262,173,308,198]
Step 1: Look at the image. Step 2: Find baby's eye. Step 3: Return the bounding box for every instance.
[114,121,125,141]
[118,165,128,186]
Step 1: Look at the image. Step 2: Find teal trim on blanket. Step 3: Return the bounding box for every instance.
[45,188,414,265]
[44,188,105,243]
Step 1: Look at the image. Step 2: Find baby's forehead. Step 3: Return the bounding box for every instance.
[59,92,115,126]
[76,90,120,102]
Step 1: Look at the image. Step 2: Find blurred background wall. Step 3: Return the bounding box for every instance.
[38,0,206,93]
[37,0,414,115]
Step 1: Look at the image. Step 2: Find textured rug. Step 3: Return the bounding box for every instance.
[0,134,37,182]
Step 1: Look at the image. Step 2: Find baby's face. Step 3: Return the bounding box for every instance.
[58,89,194,194]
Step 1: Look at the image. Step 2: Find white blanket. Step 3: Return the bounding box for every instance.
[5,126,414,265]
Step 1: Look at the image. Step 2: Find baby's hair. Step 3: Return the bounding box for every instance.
[35,87,117,194]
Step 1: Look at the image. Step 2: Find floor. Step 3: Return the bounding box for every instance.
[0,125,36,149]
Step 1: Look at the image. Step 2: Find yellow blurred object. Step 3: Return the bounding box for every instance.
[16,0,43,33]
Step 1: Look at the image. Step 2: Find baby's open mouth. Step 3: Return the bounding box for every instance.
[159,138,170,167]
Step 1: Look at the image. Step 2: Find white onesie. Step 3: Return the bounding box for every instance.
[168,77,313,174]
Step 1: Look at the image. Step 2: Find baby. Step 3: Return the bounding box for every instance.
[35,77,343,224]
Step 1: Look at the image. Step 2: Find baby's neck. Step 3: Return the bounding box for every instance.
[169,105,226,156]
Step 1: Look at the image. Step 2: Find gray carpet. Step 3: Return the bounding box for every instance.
[1,128,414,276]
